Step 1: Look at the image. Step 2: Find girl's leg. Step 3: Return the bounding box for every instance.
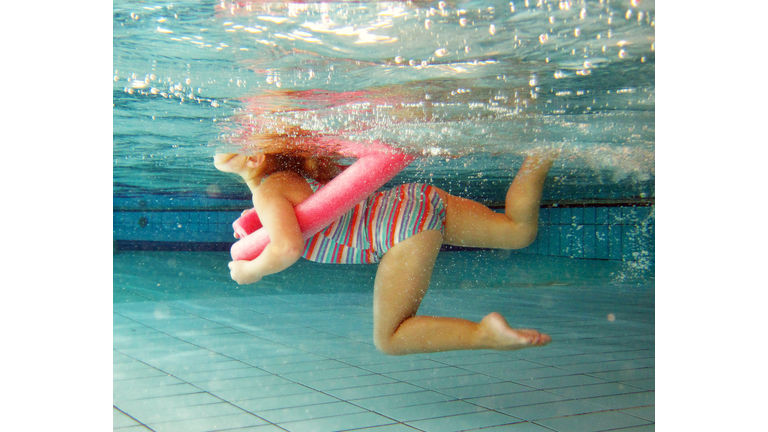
[373,229,550,355]
[438,152,557,249]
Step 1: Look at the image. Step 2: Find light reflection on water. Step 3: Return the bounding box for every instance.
[113,0,654,201]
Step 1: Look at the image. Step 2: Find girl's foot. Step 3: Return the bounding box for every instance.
[479,312,551,351]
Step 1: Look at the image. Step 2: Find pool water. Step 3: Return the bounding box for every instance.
[114,250,653,431]
[113,0,654,430]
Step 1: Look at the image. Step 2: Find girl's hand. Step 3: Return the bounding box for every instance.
[228,261,262,285]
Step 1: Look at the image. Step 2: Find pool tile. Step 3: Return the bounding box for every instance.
[459,359,543,376]
[126,402,251,424]
[623,378,654,390]
[583,207,596,224]
[583,391,655,410]
[193,374,293,392]
[279,411,395,432]
[432,353,513,366]
[256,401,365,423]
[383,366,470,382]
[113,383,203,403]
[112,374,187,391]
[236,391,340,412]
[325,382,425,401]
[499,399,606,421]
[116,392,223,413]
[174,366,269,383]
[376,400,487,422]
[439,381,533,399]
[411,373,503,390]
[113,365,169,381]
[115,252,654,431]
[583,225,596,259]
[608,225,622,260]
[535,410,651,432]
[406,410,522,432]
[548,226,561,256]
[353,391,454,411]
[588,367,655,382]
[620,406,655,422]
[355,425,422,432]
[521,374,609,390]
[595,225,609,259]
[308,373,398,391]
[247,353,329,367]
[496,367,580,381]
[548,383,646,399]
[474,422,556,431]
[281,366,374,384]
[466,390,569,410]
[261,359,348,374]
[146,413,268,432]
[208,383,314,402]
[360,358,443,374]
[114,408,142,428]
[559,359,654,374]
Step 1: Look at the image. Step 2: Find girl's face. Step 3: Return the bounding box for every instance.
[214,153,268,181]
[213,153,250,173]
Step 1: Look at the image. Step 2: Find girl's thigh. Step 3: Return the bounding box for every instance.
[372,229,443,341]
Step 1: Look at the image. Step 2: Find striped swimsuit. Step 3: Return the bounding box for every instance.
[302,179,446,264]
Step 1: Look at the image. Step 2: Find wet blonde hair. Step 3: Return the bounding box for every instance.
[234,124,345,183]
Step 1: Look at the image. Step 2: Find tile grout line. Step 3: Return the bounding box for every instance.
[113,405,156,432]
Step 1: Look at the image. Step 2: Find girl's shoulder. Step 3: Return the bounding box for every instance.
[257,170,315,205]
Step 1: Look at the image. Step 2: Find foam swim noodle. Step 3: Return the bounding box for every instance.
[230,150,415,261]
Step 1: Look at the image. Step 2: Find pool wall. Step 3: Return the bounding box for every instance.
[113,195,654,265]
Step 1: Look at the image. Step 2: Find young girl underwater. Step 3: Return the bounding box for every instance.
[214,141,558,356]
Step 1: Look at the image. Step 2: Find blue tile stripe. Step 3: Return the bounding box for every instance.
[523,205,654,263]
[112,203,654,263]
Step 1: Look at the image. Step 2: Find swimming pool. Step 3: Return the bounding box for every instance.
[114,1,654,430]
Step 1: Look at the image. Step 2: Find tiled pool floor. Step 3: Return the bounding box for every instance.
[114,251,654,432]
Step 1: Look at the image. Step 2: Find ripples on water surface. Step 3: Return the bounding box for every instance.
[113,0,654,202]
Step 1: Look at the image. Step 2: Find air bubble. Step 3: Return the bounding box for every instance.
[539,33,549,43]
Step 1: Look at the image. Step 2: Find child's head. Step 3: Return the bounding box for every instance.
[216,125,344,183]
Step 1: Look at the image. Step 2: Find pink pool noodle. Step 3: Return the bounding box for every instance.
[231,139,404,238]
[230,149,415,261]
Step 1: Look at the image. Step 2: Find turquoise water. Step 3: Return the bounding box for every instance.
[113,1,654,430]
[113,0,654,201]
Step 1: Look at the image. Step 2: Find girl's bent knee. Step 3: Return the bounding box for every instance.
[374,336,408,356]
[516,226,538,249]
[501,224,537,250]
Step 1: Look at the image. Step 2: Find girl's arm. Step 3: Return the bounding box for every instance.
[228,173,312,285]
